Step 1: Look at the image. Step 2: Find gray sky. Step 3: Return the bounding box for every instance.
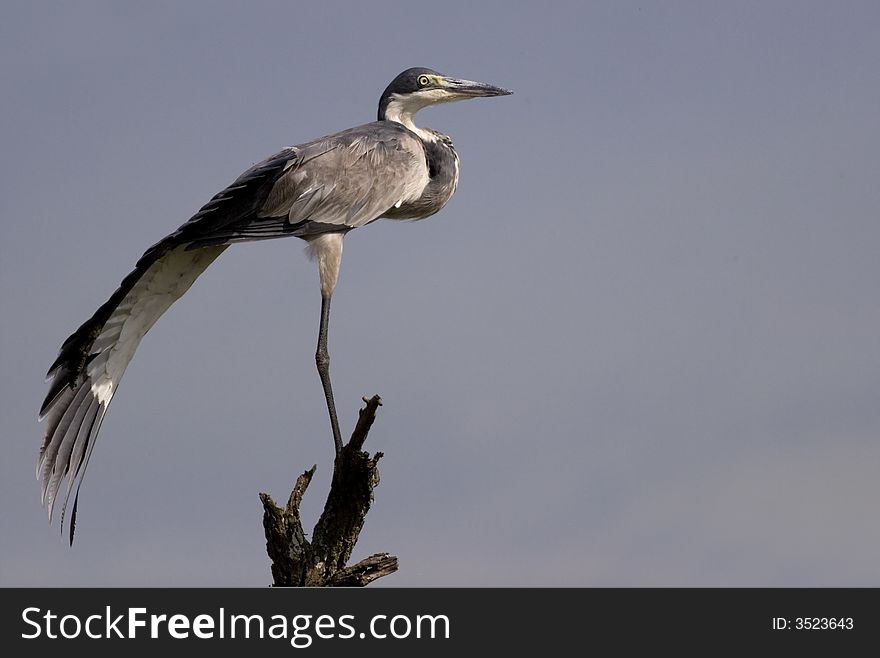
[2,0,879,586]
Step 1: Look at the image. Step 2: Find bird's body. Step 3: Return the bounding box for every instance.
[38,68,510,540]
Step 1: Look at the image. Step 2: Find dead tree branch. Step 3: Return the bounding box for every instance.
[259,395,398,586]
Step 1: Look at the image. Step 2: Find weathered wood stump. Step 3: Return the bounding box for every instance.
[259,395,398,586]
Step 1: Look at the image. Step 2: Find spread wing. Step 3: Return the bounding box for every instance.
[38,120,429,541]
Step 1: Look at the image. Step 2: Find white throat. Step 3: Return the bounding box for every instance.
[383,91,448,142]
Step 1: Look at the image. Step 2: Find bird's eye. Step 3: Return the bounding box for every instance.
[417,75,430,87]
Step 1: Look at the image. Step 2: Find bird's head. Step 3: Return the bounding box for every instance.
[378,67,512,127]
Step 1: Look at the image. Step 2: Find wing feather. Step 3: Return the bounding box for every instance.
[39,244,226,536]
[185,122,429,248]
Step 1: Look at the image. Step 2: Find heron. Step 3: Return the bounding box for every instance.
[37,67,511,541]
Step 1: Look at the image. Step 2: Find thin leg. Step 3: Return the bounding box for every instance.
[316,293,343,455]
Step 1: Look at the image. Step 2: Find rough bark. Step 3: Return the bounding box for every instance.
[259,395,398,586]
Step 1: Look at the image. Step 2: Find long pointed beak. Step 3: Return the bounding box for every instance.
[444,77,513,98]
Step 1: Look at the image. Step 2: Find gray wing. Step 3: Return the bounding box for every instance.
[39,120,427,541]
[184,121,429,248]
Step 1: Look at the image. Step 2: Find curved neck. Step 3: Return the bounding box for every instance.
[381,108,422,138]
[379,92,439,142]
[377,93,461,219]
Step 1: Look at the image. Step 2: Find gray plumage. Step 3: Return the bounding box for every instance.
[38,67,511,542]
